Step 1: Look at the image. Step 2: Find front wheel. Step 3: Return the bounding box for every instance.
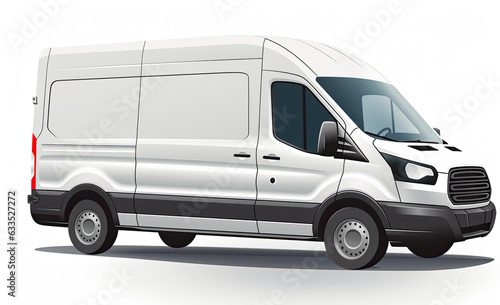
[324,207,388,269]
[68,199,118,254]
[408,242,453,258]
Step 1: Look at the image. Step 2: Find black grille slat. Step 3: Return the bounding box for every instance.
[449,181,490,192]
[448,167,491,205]
[451,193,490,202]
[450,170,486,180]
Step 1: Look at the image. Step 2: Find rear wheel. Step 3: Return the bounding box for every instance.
[324,207,388,269]
[68,199,117,254]
[408,242,453,258]
[159,231,196,248]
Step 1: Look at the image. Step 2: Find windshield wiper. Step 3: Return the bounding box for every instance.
[364,131,397,142]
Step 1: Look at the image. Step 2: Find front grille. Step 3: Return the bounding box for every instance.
[448,167,491,205]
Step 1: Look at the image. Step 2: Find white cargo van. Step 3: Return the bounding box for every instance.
[29,36,495,269]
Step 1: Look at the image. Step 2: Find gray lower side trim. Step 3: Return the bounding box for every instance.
[118,213,138,226]
[128,214,313,236]
[137,214,259,233]
[116,226,320,241]
[258,221,313,236]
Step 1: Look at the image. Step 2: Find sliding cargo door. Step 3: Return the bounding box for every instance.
[135,68,259,233]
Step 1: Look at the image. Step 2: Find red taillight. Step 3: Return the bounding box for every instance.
[31,134,37,190]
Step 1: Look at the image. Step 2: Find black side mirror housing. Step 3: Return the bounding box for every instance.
[317,121,338,156]
[433,127,441,136]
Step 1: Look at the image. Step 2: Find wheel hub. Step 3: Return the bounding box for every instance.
[334,219,370,259]
[75,210,101,245]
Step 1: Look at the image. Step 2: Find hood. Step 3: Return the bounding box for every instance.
[373,139,483,173]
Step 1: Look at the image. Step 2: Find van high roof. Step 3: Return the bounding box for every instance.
[46,36,387,81]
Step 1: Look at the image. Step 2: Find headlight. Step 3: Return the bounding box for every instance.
[381,153,438,185]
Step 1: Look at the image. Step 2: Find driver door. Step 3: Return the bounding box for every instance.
[256,71,345,236]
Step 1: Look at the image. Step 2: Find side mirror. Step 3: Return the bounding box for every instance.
[433,127,441,136]
[317,121,338,156]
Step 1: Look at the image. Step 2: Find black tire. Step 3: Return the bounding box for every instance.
[159,231,196,248]
[68,199,118,254]
[324,207,388,269]
[408,242,453,258]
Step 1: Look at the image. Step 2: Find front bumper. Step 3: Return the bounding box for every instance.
[379,201,496,246]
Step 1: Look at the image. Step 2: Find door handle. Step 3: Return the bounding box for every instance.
[263,154,280,161]
[234,153,251,158]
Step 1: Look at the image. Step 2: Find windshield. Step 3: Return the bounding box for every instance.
[317,77,442,144]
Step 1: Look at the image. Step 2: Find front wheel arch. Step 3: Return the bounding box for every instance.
[314,191,390,240]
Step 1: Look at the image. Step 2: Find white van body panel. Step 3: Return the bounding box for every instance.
[37,41,144,193]
[48,41,144,75]
[32,48,51,190]
[137,73,257,199]
[262,39,315,78]
[143,36,264,63]
[337,129,400,202]
[38,77,140,193]
[265,37,387,81]
[300,39,388,82]
[33,48,50,139]
[135,60,262,201]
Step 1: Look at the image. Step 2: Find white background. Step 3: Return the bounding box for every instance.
[1,0,500,304]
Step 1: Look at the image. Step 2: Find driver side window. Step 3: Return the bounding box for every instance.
[271,82,336,154]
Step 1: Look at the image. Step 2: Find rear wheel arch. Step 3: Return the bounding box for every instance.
[61,184,119,225]
[314,191,390,239]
